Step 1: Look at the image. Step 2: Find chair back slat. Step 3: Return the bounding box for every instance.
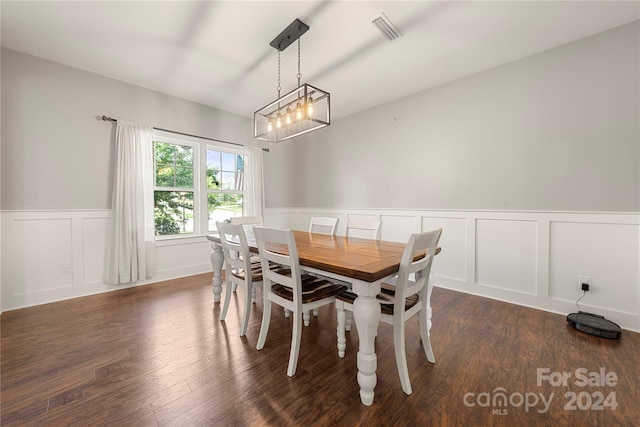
[394,229,442,311]
[254,226,302,294]
[309,216,338,235]
[346,217,382,240]
[230,216,262,240]
[216,221,256,287]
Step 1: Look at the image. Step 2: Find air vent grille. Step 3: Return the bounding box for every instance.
[372,13,402,41]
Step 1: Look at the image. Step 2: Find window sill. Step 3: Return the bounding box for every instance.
[154,234,211,247]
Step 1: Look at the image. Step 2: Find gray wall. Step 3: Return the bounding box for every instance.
[3,20,639,213]
[264,21,640,212]
[1,48,258,210]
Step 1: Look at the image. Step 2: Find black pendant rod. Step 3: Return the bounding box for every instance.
[101,115,269,152]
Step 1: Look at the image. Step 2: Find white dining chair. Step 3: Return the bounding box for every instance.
[254,226,348,377]
[216,221,263,336]
[335,228,442,395]
[230,216,263,268]
[230,215,262,243]
[306,216,340,317]
[346,217,382,240]
[230,217,303,322]
[308,216,338,235]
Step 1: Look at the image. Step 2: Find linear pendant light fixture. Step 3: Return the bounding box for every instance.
[254,19,330,143]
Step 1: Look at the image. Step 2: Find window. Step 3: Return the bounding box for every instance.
[154,140,198,236]
[206,149,246,229]
[153,132,249,238]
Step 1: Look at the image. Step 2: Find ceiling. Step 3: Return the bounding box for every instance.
[2,1,638,120]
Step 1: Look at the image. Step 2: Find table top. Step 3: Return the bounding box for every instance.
[208,230,415,283]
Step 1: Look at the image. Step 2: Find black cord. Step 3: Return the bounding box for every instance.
[575,290,586,312]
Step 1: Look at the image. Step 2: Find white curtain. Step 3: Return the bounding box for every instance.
[243,146,264,220]
[104,121,156,284]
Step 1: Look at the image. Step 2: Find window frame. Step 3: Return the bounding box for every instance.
[152,130,247,240]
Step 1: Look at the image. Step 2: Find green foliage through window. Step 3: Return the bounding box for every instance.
[154,191,194,235]
[155,142,194,188]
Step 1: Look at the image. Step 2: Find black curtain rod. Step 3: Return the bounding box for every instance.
[101,115,269,152]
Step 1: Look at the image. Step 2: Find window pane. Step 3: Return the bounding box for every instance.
[221,172,235,190]
[155,142,175,164]
[221,152,235,171]
[156,165,174,187]
[175,166,193,188]
[175,145,193,166]
[235,155,244,191]
[207,150,221,170]
[207,193,243,231]
[155,141,194,189]
[207,168,220,190]
[220,169,244,191]
[154,191,194,236]
[206,150,221,189]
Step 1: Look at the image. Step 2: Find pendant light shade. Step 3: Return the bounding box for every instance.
[255,83,329,142]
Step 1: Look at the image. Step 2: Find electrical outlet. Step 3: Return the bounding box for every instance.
[61,264,71,275]
[578,275,591,291]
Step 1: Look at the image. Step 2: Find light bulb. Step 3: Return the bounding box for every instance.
[276,112,282,128]
[307,96,314,117]
[267,118,273,132]
[285,108,292,125]
[296,101,303,120]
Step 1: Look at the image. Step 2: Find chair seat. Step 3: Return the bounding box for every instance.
[239,254,261,264]
[336,282,419,315]
[231,261,263,282]
[272,274,347,304]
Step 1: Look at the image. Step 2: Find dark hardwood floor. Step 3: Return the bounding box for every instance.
[1,273,639,426]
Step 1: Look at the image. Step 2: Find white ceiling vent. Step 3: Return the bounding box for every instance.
[372,12,402,41]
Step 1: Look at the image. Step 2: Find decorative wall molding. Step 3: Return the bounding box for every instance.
[1,210,213,312]
[2,208,638,333]
[265,207,640,332]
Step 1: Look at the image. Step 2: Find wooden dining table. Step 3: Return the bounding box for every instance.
[207,229,426,406]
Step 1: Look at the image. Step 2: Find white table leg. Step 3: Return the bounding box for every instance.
[352,280,382,406]
[211,242,224,303]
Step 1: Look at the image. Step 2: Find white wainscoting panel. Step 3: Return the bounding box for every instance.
[549,221,639,315]
[264,208,640,332]
[155,238,212,277]
[11,218,74,295]
[1,210,213,312]
[379,214,415,243]
[421,216,467,282]
[475,219,538,295]
[4,208,636,332]
[82,216,109,285]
